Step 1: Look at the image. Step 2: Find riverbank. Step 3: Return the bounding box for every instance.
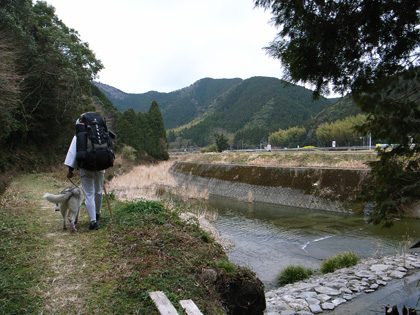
[174,150,376,170]
[265,253,420,314]
[0,171,264,314]
[107,159,420,314]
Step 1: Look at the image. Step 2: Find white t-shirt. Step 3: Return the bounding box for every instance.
[64,136,78,169]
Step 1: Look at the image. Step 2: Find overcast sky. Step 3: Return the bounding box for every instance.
[41,0,285,94]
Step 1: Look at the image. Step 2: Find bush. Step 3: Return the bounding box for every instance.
[121,145,137,161]
[276,265,313,286]
[320,251,360,274]
[201,143,218,153]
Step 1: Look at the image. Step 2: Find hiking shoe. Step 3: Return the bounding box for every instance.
[88,221,99,230]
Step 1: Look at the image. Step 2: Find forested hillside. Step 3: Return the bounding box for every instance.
[303,96,361,145]
[0,1,104,175]
[0,1,169,192]
[97,77,335,147]
[95,78,243,129]
[178,77,333,147]
[305,97,361,130]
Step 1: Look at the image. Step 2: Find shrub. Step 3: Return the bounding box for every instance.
[218,261,237,273]
[201,143,218,153]
[121,145,137,161]
[276,265,313,286]
[320,251,360,274]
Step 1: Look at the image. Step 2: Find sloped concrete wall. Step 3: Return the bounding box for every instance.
[170,162,371,213]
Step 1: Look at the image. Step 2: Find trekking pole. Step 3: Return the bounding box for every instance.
[102,182,113,219]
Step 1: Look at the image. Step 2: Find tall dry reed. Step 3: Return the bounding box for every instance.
[107,161,209,201]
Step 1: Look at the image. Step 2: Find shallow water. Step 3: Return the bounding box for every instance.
[189,196,420,288]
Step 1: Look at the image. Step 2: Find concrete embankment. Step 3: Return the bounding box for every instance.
[170,161,371,213]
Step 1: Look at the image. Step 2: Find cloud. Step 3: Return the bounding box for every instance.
[44,0,282,93]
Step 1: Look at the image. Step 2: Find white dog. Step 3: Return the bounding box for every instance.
[43,186,84,231]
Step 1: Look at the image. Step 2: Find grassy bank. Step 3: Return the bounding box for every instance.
[175,150,377,169]
[0,171,256,314]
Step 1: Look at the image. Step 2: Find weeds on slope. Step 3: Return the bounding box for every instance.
[0,173,231,314]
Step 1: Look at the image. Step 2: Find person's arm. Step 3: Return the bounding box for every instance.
[65,136,77,177]
[67,166,74,178]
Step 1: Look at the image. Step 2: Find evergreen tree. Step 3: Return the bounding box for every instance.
[147,101,169,160]
[137,112,152,155]
[215,133,229,152]
[0,0,103,152]
[116,109,141,155]
[255,0,420,225]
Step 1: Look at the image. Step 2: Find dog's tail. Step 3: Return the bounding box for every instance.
[43,192,72,204]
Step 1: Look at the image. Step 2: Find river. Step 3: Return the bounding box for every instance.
[188,196,420,289]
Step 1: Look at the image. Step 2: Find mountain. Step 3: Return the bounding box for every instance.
[94,78,242,129]
[305,96,361,130]
[175,77,334,146]
[95,77,336,147]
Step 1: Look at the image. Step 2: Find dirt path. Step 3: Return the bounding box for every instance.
[2,173,104,314]
[39,201,94,313]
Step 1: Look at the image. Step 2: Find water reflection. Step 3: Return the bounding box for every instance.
[188,196,420,288]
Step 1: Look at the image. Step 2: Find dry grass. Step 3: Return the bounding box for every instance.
[1,172,234,314]
[177,150,376,169]
[108,161,209,201]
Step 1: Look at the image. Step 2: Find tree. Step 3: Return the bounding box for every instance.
[255,0,420,225]
[0,0,103,151]
[214,133,229,152]
[315,115,366,147]
[116,109,142,154]
[0,32,23,145]
[147,101,169,160]
[269,126,306,148]
[255,0,420,98]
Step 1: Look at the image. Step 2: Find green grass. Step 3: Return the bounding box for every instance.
[0,173,233,314]
[0,175,56,314]
[320,251,360,274]
[276,265,313,286]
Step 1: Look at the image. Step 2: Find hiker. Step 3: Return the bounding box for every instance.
[65,112,115,230]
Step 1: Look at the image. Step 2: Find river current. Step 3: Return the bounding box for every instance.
[188,196,420,289]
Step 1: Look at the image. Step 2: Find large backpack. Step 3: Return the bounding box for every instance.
[75,112,115,171]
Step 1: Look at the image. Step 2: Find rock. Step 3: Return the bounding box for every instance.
[288,300,308,311]
[314,286,341,296]
[340,287,353,294]
[216,267,266,315]
[343,294,355,300]
[370,264,392,272]
[202,267,218,282]
[309,303,323,314]
[389,270,406,279]
[355,270,372,278]
[296,291,317,299]
[305,297,320,305]
[321,302,336,310]
[282,295,297,303]
[316,294,332,302]
[323,281,347,289]
[264,254,419,315]
[332,298,346,306]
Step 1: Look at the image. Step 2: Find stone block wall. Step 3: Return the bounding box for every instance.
[170,162,372,213]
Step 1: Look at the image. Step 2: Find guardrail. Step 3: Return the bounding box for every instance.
[169,146,376,153]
